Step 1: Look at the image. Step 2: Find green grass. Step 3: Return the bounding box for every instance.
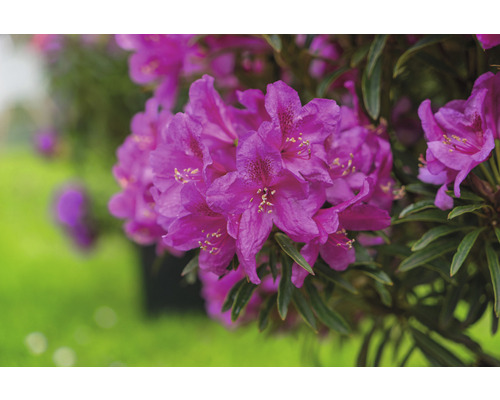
[1,149,499,367]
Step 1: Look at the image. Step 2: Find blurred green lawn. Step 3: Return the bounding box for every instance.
[1,149,499,366]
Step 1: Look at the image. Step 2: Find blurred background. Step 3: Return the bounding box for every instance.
[1,34,498,367]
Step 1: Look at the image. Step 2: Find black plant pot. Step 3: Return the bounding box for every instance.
[138,246,205,315]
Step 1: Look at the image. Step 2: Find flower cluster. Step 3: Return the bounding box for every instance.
[54,184,96,250]
[116,34,271,110]
[108,98,175,253]
[111,74,392,287]
[418,71,500,209]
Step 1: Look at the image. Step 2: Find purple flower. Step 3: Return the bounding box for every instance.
[418,85,495,209]
[325,81,395,212]
[471,71,500,140]
[476,35,500,50]
[116,34,203,109]
[291,180,390,287]
[54,184,96,250]
[199,268,277,327]
[206,128,319,284]
[162,183,236,276]
[109,98,173,250]
[34,129,58,158]
[261,80,341,184]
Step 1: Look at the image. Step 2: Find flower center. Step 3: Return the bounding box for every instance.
[250,187,276,214]
[173,167,201,184]
[199,229,225,254]
[283,132,312,160]
[330,153,356,176]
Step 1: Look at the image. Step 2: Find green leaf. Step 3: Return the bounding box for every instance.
[492,307,499,336]
[350,43,370,68]
[258,294,277,332]
[398,200,436,218]
[262,34,282,52]
[361,56,382,120]
[352,264,393,286]
[445,189,484,202]
[485,244,500,317]
[277,254,294,320]
[292,289,318,332]
[410,327,465,367]
[373,328,391,367]
[316,66,350,97]
[274,232,314,275]
[393,34,452,78]
[374,281,392,307]
[269,248,278,281]
[231,281,258,322]
[366,34,388,77]
[398,346,416,367]
[392,209,449,225]
[305,281,350,335]
[450,228,485,276]
[315,262,358,295]
[439,284,463,328]
[356,323,377,367]
[494,227,500,244]
[221,278,245,313]
[181,254,199,276]
[411,225,465,251]
[448,204,487,219]
[399,239,459,272]
[404,183,437,197]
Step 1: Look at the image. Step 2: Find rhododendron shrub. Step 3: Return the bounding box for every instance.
[108,34,500,365]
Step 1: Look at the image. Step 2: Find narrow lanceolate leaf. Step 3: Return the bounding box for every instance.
[366,34,388,77]
[398,200,436,219]
[181,255,199,276]
[448,204,487,219]
[221,278,245,313]
[292,289,318,332]
[277,255,294,320]
[352,264,393,286]
[269,248,278,281]
[315,262,358,295]
[362,56,382,120]
[393,34,452,77]
[445,189,484,202]
[231,281,258,322]
[258,294,277,332]
[262,34,282,52]
[450,228,485,276]
[317,66,350,97]
[410,327,465,367]
[305,281,350,335]
[374,281,392,307]
[350,43,370,68]
[411,226,464,251]
[439,284,463,328]
[494,227,500,244]
[485,244,500,317]
[392,209,449,225]
[399,239,459,272]
[274,232,314,275]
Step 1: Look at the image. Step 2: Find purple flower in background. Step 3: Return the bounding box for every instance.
[418,84,494,209]
[34,129,58,158]
[476,35,500,50]
[54,185,96,250]
[116,34,203,109]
